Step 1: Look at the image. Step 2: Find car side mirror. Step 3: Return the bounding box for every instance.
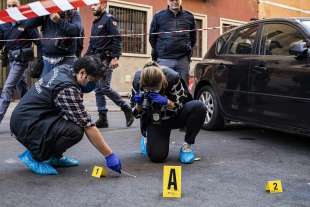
[289,41,310,60]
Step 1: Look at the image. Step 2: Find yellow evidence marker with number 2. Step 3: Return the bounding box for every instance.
[92,166,107,178]
[163,166,182,198]
[265,180,283,193]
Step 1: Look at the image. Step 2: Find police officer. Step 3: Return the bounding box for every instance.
[0,0,41,123]
[86,0,134,128]
[131,62,206,164]
[25,8,82,76]
[149,0,196,85]
[10,56,122,175]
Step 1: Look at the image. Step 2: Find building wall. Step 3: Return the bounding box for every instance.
[258,0,310,18]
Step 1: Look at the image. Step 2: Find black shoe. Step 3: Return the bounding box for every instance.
[96,112,109,128]
[122,105,134,127]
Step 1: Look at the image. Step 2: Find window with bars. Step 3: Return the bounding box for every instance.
[192,19,203,58]
[109,6,147,54]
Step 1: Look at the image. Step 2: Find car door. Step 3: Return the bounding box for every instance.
[249,22,310,130]
[217,24,260,118]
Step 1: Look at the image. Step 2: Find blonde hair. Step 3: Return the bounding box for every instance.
[140,61,168,91]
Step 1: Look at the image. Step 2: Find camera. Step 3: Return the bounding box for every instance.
[140,92,163,125]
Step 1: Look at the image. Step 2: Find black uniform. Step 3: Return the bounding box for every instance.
[149,7,196,60]
[131,67,206,162]
[86,11,130,122]
[0,21,41,123]
[86,11,121,59]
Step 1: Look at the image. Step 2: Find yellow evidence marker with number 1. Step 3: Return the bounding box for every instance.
[265,180,283,193]
[92,166,107,178]
[163,166,182,198]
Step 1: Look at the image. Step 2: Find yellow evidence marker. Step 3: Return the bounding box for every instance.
[265,180,283,193]
[92,166,107,178]
[163,166,182,198]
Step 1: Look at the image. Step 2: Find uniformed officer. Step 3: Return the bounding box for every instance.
[149,0,196,85]
[86,0,134,128]
[0,0,41,123]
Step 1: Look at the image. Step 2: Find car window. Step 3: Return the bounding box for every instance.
[261,23,305,56]
[227,26,259,55]
[216,32,231,55]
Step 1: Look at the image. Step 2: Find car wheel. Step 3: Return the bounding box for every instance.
[197,86,224,130]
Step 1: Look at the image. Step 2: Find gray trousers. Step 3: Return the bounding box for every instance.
[95,68,127,113]
[158,56,190,85]
[0,61,28,123]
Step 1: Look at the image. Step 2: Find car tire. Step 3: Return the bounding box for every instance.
[197,85,224,130]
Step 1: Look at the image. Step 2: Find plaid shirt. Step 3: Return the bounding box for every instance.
[54,86,94,128]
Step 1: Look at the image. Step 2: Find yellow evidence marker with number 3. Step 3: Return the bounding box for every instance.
[163,166,182,198]
[265,180,283,193]
[92,166,107,178]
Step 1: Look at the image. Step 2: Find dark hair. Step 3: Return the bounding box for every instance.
[73,56,105,77]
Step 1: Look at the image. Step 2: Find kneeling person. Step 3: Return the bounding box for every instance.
[10,56,121,175]
[131,62,206,164]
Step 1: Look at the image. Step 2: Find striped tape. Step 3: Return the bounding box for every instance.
[0,0,99,24]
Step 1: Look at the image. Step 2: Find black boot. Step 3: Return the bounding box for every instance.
[122,105,134,127]
[96,112,109,128]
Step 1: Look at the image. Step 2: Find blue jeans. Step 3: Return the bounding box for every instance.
[0,61,28,123]
[95,68,127,113]
[158,56,190,85]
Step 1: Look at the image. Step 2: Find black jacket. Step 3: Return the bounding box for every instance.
[24,10,82,57]
[149,7,196,60]
[0,21,41,53]
[131,66,192,135]
[131,67,192,116]
[86,11,122,59]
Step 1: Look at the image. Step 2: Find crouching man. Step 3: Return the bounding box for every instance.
[10,56,121,175]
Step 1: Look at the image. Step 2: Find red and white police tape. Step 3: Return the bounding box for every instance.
[0,0,99,24]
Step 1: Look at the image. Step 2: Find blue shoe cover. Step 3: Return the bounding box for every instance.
[179,147,195,164]
[18,150,58,175]
[46,156,80,167]
[140,135,147,156]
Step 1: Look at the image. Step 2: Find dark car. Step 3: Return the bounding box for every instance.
[192,18,310,136]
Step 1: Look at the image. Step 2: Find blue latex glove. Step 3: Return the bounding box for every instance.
[148,92,168,106]
[80,81,96,93]
[134,93,143,105]
[105,153,122,174]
